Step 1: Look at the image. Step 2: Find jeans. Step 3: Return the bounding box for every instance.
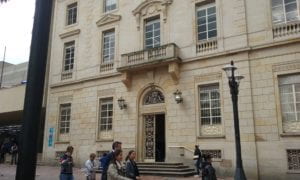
[60,174,74,180]
[101,171,107,180]
[195,158,202,175]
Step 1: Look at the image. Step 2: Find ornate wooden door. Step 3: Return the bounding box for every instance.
[144,114,155,162]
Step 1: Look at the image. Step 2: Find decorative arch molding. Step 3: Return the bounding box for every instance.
[143,88,165,105]
[132,0,173,29]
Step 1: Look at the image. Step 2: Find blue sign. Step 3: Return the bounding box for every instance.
[48,127,54,147]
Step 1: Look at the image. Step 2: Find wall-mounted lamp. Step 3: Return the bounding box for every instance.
[117,97,127,110]
[173,89,183,104]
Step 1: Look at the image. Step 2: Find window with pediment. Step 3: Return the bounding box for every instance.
[143,89,165,105]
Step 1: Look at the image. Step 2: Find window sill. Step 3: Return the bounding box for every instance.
[287,170,300,174]
[65,23,78,29]
[103,9,118,15]
[95,139,113,142]
[280,133,300,137]
[198,135,225,139]
[55,141,70,144]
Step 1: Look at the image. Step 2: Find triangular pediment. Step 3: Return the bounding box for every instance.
[96,14,121,27]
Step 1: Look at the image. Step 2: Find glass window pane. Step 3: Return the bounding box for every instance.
[146,32,153,38]
[198,17,206,25]
[273,0,283,7]
[285,3,297,13]
[198,33,207,40]
[207,7,216,15]
[197,9,206,17]
[208,22,217,31]
[284,0,297,4]
[154,22,160,29]
[208,30,217,38]
[286,11,299,21]
[198,25,207,33]
[208,15,216,23]
[201,118,210,125]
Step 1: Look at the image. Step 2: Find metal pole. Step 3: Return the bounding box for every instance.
[15,0,53,179]
[0,46,6,88]
[229,61,247,180]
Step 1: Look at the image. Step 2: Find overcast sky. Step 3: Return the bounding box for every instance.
[0,0,35,65]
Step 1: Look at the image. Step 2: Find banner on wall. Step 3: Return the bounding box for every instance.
[48,127,54,147]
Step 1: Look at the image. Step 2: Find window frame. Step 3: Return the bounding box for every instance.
[104,0,117,13]
[58,103,71,134]
[271,0,300,25]
[98,97,113,133]
[198,84,222,126]
[144,17,161,49]
[102,29,115,64]
[278,73,300,133]
[196,2,217,42]
[62,41,75,73]
[66,2,78,26]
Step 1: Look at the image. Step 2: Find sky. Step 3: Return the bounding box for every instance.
[0,0,35,65]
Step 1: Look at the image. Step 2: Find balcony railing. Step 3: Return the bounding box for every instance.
[273,22,300,38]
[196,39,218,53]
[100,62,114,72]
[118,43,180,71]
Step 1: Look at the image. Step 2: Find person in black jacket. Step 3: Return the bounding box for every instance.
[101,141,122,180]
[125,150,140,180]
[193,145,202,176]
[202,154,217,180]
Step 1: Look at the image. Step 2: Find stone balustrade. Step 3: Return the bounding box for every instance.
[273,22,300,38]
[118,43,180,71]
[196,39,218,53]
[100,62,114,72]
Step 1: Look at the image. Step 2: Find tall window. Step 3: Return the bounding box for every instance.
[279,74,300,132]
[272,0,300,25]
[66,2,77,25]
[197,3,217,41]
[104,0,117,12]
[63,41,75,72]
[145,18,160,49]
[102,30,115,63]
[199,84,221,125]
[59,103,71,134]
[99,98,113,132]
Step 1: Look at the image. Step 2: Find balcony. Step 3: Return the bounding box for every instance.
[118,43,180,71]
[273,22,300,38]
[117,43,181,87]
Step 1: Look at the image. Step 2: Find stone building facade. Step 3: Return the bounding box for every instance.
[43,0,300,179]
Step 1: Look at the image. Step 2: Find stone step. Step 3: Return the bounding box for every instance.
[138,165,190,169]
[137,162,183,166]
[139,170,196,177]
[139,167,194,172]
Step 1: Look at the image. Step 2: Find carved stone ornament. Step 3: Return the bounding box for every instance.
[143,89,165,105]
[96,14,121,27]
[132,0,173,30]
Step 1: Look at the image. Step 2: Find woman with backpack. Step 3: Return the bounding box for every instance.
[202,154,217,180]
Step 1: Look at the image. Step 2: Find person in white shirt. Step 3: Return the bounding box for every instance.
[84,153,97,180]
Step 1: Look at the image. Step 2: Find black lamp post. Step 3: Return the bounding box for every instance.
[222,61,247,180]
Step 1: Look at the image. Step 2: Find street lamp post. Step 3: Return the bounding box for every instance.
[223,61,247,180]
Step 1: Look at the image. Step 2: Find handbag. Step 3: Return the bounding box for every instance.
[193,155,199,160]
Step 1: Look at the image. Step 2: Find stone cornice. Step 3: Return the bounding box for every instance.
[96,14,121,27]
[59,29,80,39]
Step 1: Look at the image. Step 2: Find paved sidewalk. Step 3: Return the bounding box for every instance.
[0,164,231,180]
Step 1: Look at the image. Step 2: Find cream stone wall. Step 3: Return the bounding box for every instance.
[0,85,25,113]
[43,0,300,179]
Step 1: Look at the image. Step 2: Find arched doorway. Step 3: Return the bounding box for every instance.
[138,86,166,162]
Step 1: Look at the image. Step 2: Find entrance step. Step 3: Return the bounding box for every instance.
[137,162,196,177]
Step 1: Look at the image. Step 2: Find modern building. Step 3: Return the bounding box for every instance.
[0,62,28,143]
[43,0,300,179]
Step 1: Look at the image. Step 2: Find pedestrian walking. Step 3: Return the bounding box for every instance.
[10,143,18,165]
[125,150,140,180]
[59,146,74,180]
[84,153,97,180]
[193,145,202,176]
[107,149,130,180]
[99,152,107,171]
[202,154,217,180]
[101,141,122,180]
